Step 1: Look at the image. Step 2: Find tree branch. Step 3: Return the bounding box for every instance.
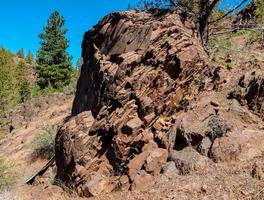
[209,0,248,24]
[208,0,221,15]
[168,0,176,7]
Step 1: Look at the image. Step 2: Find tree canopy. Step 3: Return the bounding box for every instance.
[36,11,72,90]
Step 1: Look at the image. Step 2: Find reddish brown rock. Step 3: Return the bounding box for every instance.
[55,9,215,197]
[229,69,264,118]
[144,148,168,175]
[169,147,214,175]
[128,151,149,180]
[131,170,154,191]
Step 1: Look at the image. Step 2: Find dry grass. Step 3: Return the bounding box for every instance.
[0,157,16,189]
[0,191,20,200]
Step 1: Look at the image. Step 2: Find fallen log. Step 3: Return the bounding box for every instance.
[26,154,55,185]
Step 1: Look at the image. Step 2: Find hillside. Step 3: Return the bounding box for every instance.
[0,3,263,200]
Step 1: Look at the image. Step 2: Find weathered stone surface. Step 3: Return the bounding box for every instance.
[169,147,213,175]
[161,161,179,177]
[144,148,168,175]
[229,69,264,118]
[210,129,264,163]
[55,9,215,197]
[205,116,232,141]
[197,137,212,156]
[131,170,154,191]
[55,111,95,183]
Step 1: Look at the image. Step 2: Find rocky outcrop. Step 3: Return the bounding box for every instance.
[55,9,263,198]
[55,9,216,197]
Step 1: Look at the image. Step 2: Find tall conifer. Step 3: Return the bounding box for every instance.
[36,11,72,89]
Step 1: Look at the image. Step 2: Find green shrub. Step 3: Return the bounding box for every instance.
[226,62,234,70]
[255,0,264,23]
[29,125,57,160]
[0,157,15,189]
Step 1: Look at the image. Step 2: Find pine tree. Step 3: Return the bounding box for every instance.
[19,80,31,103]
[0,48,19,117]
[36,11,72,90]
[16,48,24,59]
[25,50,33,64]
[17,60,28,81]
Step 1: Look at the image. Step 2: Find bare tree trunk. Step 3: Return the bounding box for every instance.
[198,0,220,46]
[199,0,209,45]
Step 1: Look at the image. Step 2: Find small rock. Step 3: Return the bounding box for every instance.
[131,170,154,191]
[161,161,179,176]
[83,173,110,197]
[197,137,212,156]
[169,147,213,175]
[205,116,232,141]
[127,117,143,130]
[122,117,143,135]
[161,124,177,153]
[201,185,208,192]
[251,161,264,180]
[128,151,149,180]
[119,175,130,191]
[144,148,168,175]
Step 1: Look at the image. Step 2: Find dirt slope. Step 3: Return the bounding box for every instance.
[0,93,73,199]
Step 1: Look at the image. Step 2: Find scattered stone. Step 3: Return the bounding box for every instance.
[161,161,179,177]
[144,148,168,175]
[251,161,264,180]
[128,151,149,180]
[83,172,110,197]
[169,147,213,175]
[119,175,130,191]
[131,170,154,191]
[197,137,212,156]
[205,116,232,141]
[201,185,208,193]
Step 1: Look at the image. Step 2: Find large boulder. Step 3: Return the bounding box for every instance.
[55,9,215,197]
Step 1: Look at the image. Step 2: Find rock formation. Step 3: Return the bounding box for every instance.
[55,9,264,198]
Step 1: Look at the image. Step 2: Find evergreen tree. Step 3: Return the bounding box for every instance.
[36,11,72,90]
[0,48,19,117]
[19,80,31,103]
[16,48,24,59]
[25,50,33,64]
[17,60,28,81]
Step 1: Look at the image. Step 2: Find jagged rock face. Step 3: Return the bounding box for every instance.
[229,69,264,118]
[72,10,210,117]
[56,9,217,197]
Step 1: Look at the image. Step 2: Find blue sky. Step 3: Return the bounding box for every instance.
[0,0,252,66]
